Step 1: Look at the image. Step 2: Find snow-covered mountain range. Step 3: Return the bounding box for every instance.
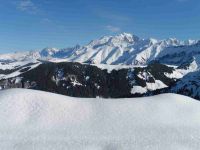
[0,33,200,99]
[0,33,199,65]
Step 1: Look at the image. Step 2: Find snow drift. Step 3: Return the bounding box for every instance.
[0,89,200,150]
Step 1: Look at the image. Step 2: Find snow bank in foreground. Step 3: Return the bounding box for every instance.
[0,89,200,150]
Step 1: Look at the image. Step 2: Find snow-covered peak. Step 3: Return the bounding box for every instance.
[161,38,181,46]
[87,33,139,48]
[107,33,139,47]
[148,38,159,45]
[40,47,60,57]
[116,32,139,43]
[184,39,199,45]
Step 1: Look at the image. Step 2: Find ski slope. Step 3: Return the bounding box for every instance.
[0,89,200,150]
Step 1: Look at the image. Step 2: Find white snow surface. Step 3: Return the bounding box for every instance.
[0,62,41,80]
[91,64,137,73]
[131,86,147,94]
[0,59,39,70]
[131,80,167,94]
[0,89,200,150]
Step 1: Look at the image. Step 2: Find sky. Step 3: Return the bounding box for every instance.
[0,0,200,53]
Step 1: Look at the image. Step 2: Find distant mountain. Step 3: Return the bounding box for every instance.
[0,33,200,99]
[0,33,199,65]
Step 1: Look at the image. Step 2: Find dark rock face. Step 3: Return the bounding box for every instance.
[169,71,200,100]
[28,62,133,98]
[133,63,176,87]
[0,61,181,98]
[0,62,134,98]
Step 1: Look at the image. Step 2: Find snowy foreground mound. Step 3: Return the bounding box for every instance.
[0,89,200,150]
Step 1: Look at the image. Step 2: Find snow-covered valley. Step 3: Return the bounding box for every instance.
[0,89,200,150]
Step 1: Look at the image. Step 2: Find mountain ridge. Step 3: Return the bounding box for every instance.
[0,33,199,65]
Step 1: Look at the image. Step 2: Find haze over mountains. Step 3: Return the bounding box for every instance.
[0,33,200,99]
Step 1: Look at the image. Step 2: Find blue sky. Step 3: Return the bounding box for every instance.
[0,0,200,53]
